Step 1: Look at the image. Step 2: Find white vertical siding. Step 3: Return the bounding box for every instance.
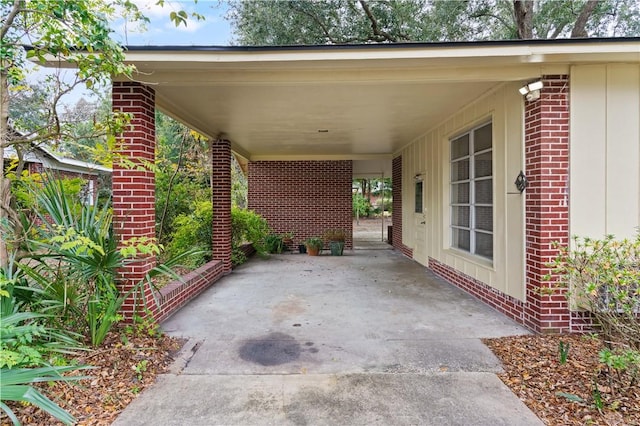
[570,64,640,239]
[398,83,526,301]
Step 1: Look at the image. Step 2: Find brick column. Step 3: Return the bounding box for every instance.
[212,139,232,272]
[392,156,412,258]
[524,75,570,333]
[112,82,158,319]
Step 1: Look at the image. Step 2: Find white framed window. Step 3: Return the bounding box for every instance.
[450,122,493,260]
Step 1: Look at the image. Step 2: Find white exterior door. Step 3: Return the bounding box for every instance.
[413,175,428,265]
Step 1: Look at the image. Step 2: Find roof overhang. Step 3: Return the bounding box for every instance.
[37,38,640,173]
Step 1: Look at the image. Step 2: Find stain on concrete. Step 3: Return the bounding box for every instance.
[285,375,392,425]
[272,296,306,324]
[239,332,301,366]
[245,390,280,412]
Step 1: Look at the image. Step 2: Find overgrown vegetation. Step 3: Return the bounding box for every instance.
[547,234,640,411]
[0,176,194,424]
[154,112,268,268]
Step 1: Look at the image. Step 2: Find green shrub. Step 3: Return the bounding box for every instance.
[231,207,270,257]
[1,262,81,369]
[549,234,640,393]
[155,171,210,245]
[165,204,270,267]
[1,365,92,425]
[550,234,640,349]
[263,234,284,254]
[165,201,213,267]
[352,193,373,218]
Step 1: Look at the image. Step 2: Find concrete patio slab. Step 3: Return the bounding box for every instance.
[114,248,542,425]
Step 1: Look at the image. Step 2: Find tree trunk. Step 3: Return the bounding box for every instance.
[513,0,534,39]
[1,70,10,269]
[571,0,598,38]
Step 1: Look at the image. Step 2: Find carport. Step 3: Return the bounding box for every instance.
[50,38,638,331]
[107,40,541,322]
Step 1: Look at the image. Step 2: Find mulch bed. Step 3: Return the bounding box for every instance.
[3,332,638,425]
[484,334,640,426]
[1,328,184,426]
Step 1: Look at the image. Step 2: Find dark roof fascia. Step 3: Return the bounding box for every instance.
[123,37,640,52]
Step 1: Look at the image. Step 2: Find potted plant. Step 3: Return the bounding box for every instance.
[281,232,294,251]
[323,229,346,256]
[282,232,294,246]
[304,237,324,256]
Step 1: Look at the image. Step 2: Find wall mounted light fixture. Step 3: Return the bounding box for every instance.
[518,80,544,101]
[514,170,529,192]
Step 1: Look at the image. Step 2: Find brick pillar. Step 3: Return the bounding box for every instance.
[524,75,570,333]
[212,139,232,272]
[392,156,403,250]
[112,82,158,319]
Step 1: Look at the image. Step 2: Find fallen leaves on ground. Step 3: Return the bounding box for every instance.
[3,331,638,425]
[484,334,640,426]
[1,328,184,426]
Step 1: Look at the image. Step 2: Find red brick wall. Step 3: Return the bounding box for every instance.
[524,75,571,333]
[212,140,232,272]
[112,82,160,319]
[247,160,353,249]
[392,156,413,258]
[429,76,572,333]
[430,258,526,323]
[157,259,225,322]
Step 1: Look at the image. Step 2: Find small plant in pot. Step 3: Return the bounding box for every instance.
[282,232,294,247]
[304,237,324,256]
[323,229,346,256]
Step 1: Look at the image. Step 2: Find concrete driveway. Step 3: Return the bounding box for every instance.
[114,245,542,425]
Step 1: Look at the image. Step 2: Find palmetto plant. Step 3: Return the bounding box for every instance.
[0,176,196,424]
[1,365,92,425]
[1,258,88,425]
[18,177,192,346]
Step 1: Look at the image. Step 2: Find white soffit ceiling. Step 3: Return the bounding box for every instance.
[119,40,640,161]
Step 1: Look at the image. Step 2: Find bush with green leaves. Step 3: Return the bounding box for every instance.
[165,200,213,267]
[263,234,284,254]
[231,207,271,259]
[549,233,640,392]
[166,202,270,267]
[1,259,82,369]
[352,193,374,218]
[549,234,640,349]
[1,364,92,425]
